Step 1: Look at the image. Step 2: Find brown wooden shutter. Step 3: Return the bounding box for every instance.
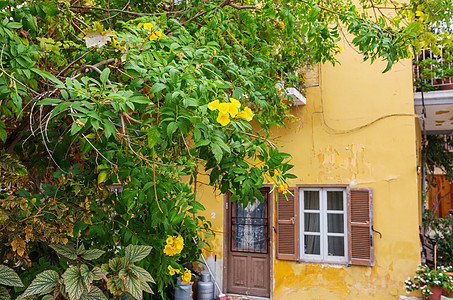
[275,187,299,260]
[347,187,374,266]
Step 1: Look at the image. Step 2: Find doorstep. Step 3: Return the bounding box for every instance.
[225,294,270,300]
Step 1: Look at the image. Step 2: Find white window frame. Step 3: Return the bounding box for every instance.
[299,187,348,264]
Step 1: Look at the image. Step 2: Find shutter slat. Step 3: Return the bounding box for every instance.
[348,188,374,266]
[275,187,299,260]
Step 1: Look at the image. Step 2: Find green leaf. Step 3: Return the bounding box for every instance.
[100,68,110,84]
[80,265,94,291]
[40,1,60,16]
[87,286,108,300]
[211,143,223,162]
[109,257,126,272]
[6,22,22,29]
[22,270,59,297]
[49,244,77,260]
[149,83,166,94]
[91,267,108,281]
[191,201,205,211]
[77,244,86,255]
[37,98,61,105]
[0,127,6,143]
[103,119,116,139]
[106,277,124,296]
[0,265,24,287]
[123,271,142,300]
[31,68,63,86]
[125,245,152,263]
[141,281,153,295]
[171,213,184,226]
[129,265,154,283]
[97,171,108,185]
[81,249,105,261]
[167,122,178,137]
[62,267,85,300]
[71,121,84,135]
[0,286,10,300]
[147,126,161,148]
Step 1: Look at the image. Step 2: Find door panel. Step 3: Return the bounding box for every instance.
[226,190,271,297]
[250,256,267,289]
[231,255,247,287]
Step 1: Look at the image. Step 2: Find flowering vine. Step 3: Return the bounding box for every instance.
[181,268,192,285]
[163,235,184,256]
[208,98,254,126]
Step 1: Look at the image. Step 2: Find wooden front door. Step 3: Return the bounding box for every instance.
[225,189,271,297]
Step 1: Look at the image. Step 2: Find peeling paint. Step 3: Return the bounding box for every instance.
[435,110,450,114]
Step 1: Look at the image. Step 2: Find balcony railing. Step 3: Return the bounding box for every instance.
[413,48,453,92]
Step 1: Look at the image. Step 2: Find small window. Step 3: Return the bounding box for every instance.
[300,188,347,263]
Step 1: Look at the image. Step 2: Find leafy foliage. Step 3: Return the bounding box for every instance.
[19,244,152,300]
[0,0,451,298]
[425,135,453,181]
[427,217,453,267]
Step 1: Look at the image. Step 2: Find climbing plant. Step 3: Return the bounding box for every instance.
[1,0,452,298]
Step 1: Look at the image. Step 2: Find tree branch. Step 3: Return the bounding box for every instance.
[70,5,188,17]
[228,2,256,10]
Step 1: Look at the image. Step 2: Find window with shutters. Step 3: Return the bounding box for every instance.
[275,186,374,266]
[300,188,348,263]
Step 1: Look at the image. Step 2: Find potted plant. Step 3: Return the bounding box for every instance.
[405,265,453,300]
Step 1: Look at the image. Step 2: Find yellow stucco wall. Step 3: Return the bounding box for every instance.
[195,42,422,299]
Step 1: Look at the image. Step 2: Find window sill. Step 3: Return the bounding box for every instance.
[296,259,350,267]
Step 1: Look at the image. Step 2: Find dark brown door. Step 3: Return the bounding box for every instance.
[225,190,271,297]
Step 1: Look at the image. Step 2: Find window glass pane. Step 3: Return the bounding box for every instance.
[233,199,266,251]
[327,214,344,233]
[327,191,343,210]
[304,213,320,232]
[304,191,319,210]
[328,236,345,256]
[304,235,320,255]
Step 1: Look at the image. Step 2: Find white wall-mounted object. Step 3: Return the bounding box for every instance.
[276,81,307,106]
[285,87,306,106]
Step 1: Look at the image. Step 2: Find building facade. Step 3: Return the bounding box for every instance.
[196,43,423,299]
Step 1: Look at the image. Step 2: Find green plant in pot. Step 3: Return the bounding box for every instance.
[405,265,453,299]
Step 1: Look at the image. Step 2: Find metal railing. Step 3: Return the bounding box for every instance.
[231,216,268,254]
[413,47,453,91]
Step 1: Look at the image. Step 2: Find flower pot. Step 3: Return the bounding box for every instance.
[442,287,453,297]
[439,83,453,90]
[444,272,453,297]
[434,78,453,90]
[424,285,442,300]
